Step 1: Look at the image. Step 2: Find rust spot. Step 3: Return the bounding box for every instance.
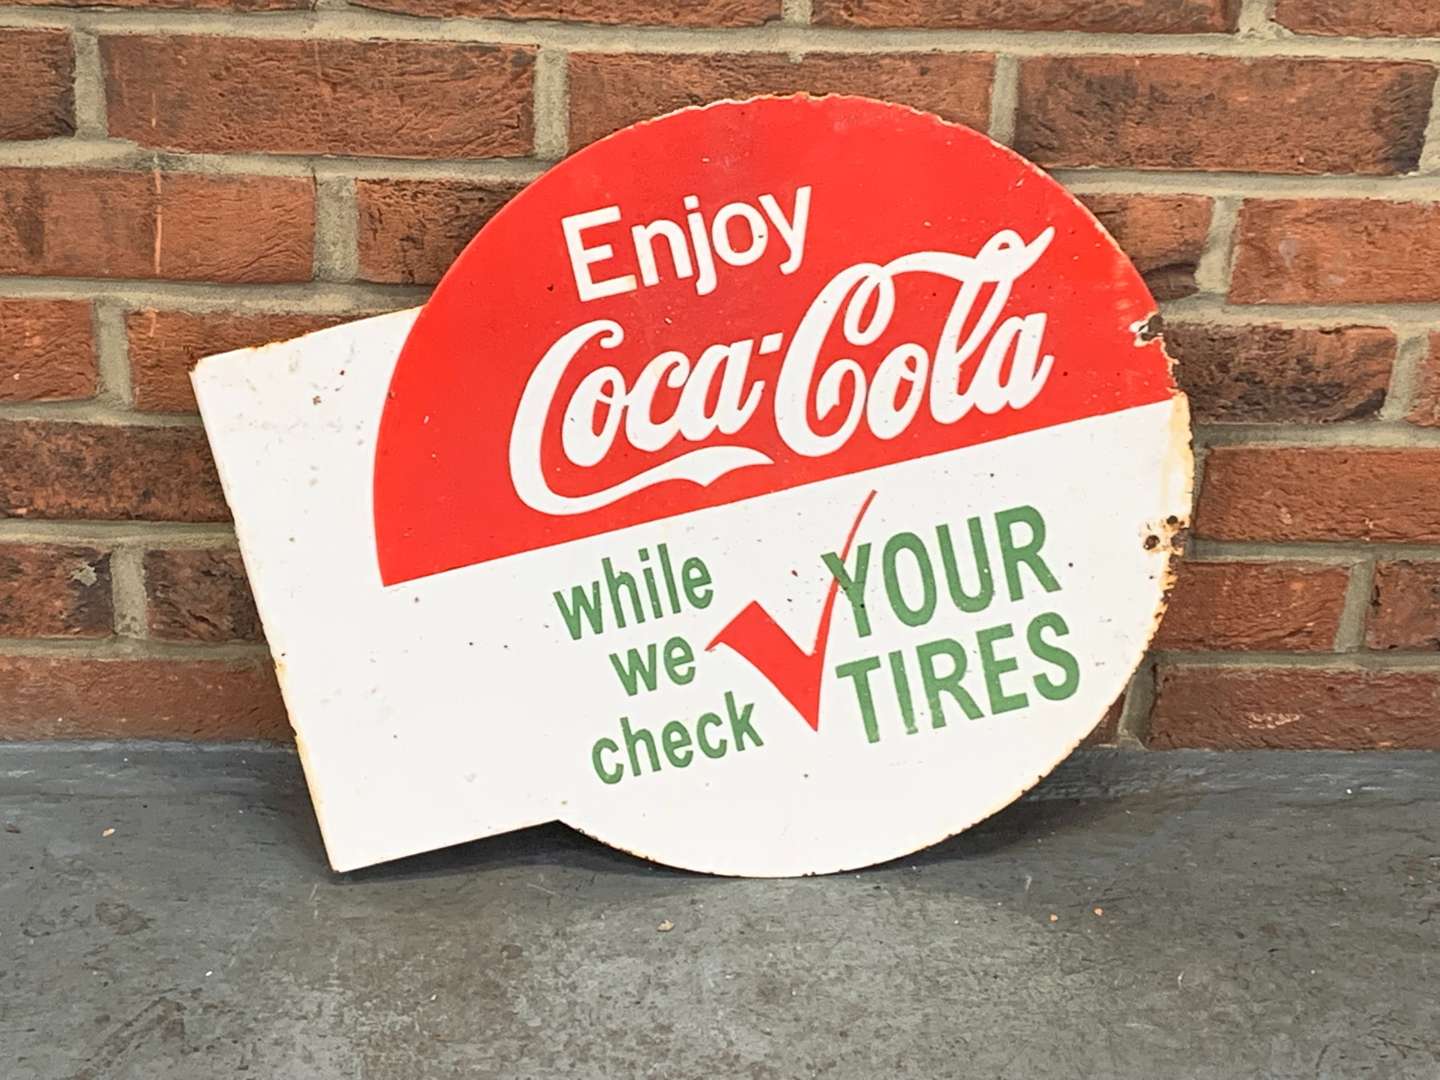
[1144,534,1160,550]
[1132,313,1164,346]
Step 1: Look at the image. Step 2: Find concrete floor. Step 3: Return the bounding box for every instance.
[1,747,1437,1080]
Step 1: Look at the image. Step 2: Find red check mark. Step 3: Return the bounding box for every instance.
[707,490,877,732]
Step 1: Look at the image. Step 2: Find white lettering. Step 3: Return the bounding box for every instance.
[711,201,769,268]
[514,227,1057,515]
[759,185,811,275]
[561,207,637,302]
[510,320,772,516]
[631,218,694,288]
[682,195,719,296]
[563,186,812,301]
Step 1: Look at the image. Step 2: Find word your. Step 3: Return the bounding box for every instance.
[825,505,1079,743]
[511,229,1055,517]
[824,504,1060,634]
[591,691,761,784]
[553,544,713,640]
[561,186,812,301]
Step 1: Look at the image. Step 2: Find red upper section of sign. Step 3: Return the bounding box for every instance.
[373,96,1174,585]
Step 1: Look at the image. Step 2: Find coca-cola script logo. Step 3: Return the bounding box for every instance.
[374,96,1170,585]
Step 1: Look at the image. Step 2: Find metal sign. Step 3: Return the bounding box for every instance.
[195,96,1191,875]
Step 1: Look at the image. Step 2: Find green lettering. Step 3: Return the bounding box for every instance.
[822,542,874,638]
[995,505,1061,602]
[696,712,727,758]
[882,531,937,628]
[621,716,659,776]
[977,623,1028,714]
[937,518,994,613]
[553,581,604,640]
[662,636,695,686]
[603,557,645,629]
[608,644,660,697]
[887,650,918,735]
[916,638,983,728]
[726,692,762,751]
[681,557,713,609]
[1029,612,1080,702]
[835,655,883,743]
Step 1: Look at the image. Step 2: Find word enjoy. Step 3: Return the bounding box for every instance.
[510,228,1057,517]
[561,186,813,301]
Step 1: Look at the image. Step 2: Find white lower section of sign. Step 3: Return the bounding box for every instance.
[196,309,1189,876]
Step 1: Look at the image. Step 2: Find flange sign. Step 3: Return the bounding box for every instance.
[195,95,1191,876]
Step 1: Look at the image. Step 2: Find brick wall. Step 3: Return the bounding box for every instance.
[1,0,1438,749]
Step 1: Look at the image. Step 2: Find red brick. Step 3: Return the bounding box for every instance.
[0,655,288,740]
[1196,447,1440,543]
[0,545,112,638]
[1409,334,1440,429]
[815,0,1237,30]
[0,299,96,402]
[127,310,361,413]
[568,53,995,149]
[1148,666,1440,749]
[9,0,305,8]
[1154,561,1349,651]
[352,0,777,22]
[145,548,261,643]
[0,30,74,140]
[0,169,314,283]
[1231,199,1440,305]
[1166,323,1394,423]
[0,421,227,522]
[356,178,524,285]
[104,37,535,158]
[1367,562,1440,651]
[1079,195,1211,302]
[1274,0,1440,36]
[1015,56,1433,174]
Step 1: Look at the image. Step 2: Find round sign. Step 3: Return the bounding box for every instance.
[373,95,1190,876]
